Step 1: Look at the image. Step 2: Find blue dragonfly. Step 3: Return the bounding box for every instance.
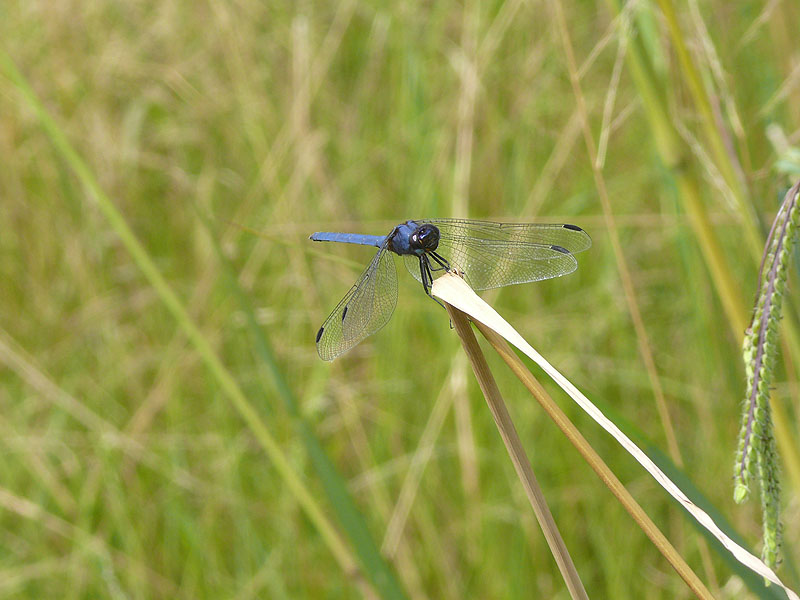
[310,219,591,360]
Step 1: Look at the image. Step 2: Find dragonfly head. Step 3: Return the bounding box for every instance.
[410,224,440,254]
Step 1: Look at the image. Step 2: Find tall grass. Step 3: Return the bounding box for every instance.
[1,0,799,598]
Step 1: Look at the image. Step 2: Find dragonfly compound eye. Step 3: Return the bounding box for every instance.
[411,224,440,252]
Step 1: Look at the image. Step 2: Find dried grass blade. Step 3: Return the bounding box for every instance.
[445,303,588,600]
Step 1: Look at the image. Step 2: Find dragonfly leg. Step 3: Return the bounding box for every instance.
[428,250,450,272]
[420,255,446,309]
[418,256,430,294]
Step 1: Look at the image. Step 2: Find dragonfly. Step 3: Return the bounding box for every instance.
[310,219,591,361]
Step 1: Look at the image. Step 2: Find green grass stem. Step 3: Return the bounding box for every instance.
[1,51,402,599]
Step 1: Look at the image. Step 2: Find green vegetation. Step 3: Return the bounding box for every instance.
[2,1,799,597]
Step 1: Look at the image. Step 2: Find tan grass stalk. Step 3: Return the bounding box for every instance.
[551,0,682,467]
[444,303,590,600]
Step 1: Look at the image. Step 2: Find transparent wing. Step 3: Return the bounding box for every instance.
[429,219,591,253]
[403,219,590,291]
[315,245,398,361]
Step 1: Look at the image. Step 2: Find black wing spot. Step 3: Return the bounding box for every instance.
[342,305,348,322]
[316,327,324,343]
[562,224,583,232]
[551,245,570,254]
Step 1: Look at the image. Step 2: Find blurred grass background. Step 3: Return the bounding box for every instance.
[2,0,800,598]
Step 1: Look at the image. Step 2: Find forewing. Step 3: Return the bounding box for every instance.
[316,246,398,361]
[403,219,588,290]
[429,219,591,253]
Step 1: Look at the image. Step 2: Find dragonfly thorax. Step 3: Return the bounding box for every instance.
[409,224,440,254]
[386,221,440,256]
